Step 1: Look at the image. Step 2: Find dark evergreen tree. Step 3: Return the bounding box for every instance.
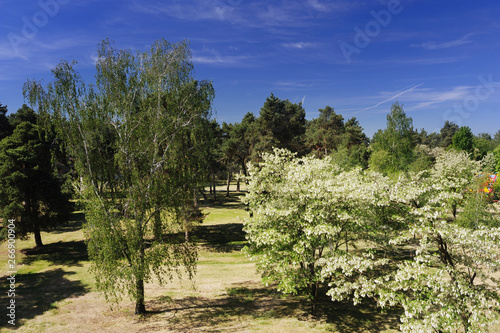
[8,104,37,129]
[305,106,344,157]
[440,120,459,148]
[0,121,71,246]
[0,103,12,141]
[257,93,306,154]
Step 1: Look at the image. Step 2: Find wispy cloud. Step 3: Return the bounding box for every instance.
[356,84,424,113]
[307,0,331,12]
[409,87,470,109]
[0,44,28,61]
[129,0,240,22]
[281,42,316,49]
[129,0,358,28]
[412,33,474,50]
[383,56,464,66]
[192,53,251,66]
[274,80,316,89]
[306,0,356,13]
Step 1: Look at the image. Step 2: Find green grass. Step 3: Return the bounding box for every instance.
[1,188,497,332]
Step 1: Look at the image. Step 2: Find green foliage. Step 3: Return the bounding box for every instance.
[369,102,416,173]
[243,148,403,315]
[221,112,258,175]
[245,148,499,331]
[304,107,369,167]
[8,104,38,129]
[439,120,459,148]
[24,38,213,314]
[473,134,493,161]
[329,150,499,332]
[0,102,12,141]
[492,130,500,149]
[457,190,499,229]
[305,106,344,156]
[452,126,474,153]
[494,145,500,172]
[257,93,306,154]
[0,120,71,246]
[409,145,433,172]
[243,149,344,315]
[368,149,393,174]
[481,152,497,173]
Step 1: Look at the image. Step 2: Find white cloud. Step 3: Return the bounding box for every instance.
[357,84,424,113]
[281,42,316,49]
[130,0,241,23]
[192,53,250,66]
[129,0,358,28]
[410,86,473,108]
[412,33,473,50]
[307,0,331,12]
[362,83,499,113]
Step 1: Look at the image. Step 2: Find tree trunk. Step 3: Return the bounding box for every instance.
[135,277,146,315]
[226,171,232,197]
[241,160,248,178]
[345,230,348,253]
[309,259,319,316]
[33,216,43,247]
[184,218,190,242]
[311,280,319,316]
[236,176,240,192]
[201,189,207,201]
[135,246,146,315]
[209,175,213,195]
[193,188,198,209]
[34,226,43,247]
[212,173,217,200]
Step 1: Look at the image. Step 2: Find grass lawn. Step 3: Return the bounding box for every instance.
[0,188,498,332]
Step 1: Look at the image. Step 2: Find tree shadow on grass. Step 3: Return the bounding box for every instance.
[51,211,86,234]
[144,282,401,332]
[318,295,402,333]
[0,268,89,329]
[21,240,89,267]
[144,282,302,332]
[200,192,247,210]
[191,223,247,251]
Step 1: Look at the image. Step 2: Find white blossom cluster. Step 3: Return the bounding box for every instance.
[243,148,500,332]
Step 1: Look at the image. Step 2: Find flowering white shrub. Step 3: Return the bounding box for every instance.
[243,148,500,331]
[243,148,373,314]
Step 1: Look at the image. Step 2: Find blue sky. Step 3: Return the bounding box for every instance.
[1,0,499,137]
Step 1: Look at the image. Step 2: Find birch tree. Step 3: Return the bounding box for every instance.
[24,39,214,314]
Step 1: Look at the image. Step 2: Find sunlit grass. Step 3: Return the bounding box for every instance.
[1,189,497,332]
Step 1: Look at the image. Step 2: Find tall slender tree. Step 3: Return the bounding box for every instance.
[24,39,214,314]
